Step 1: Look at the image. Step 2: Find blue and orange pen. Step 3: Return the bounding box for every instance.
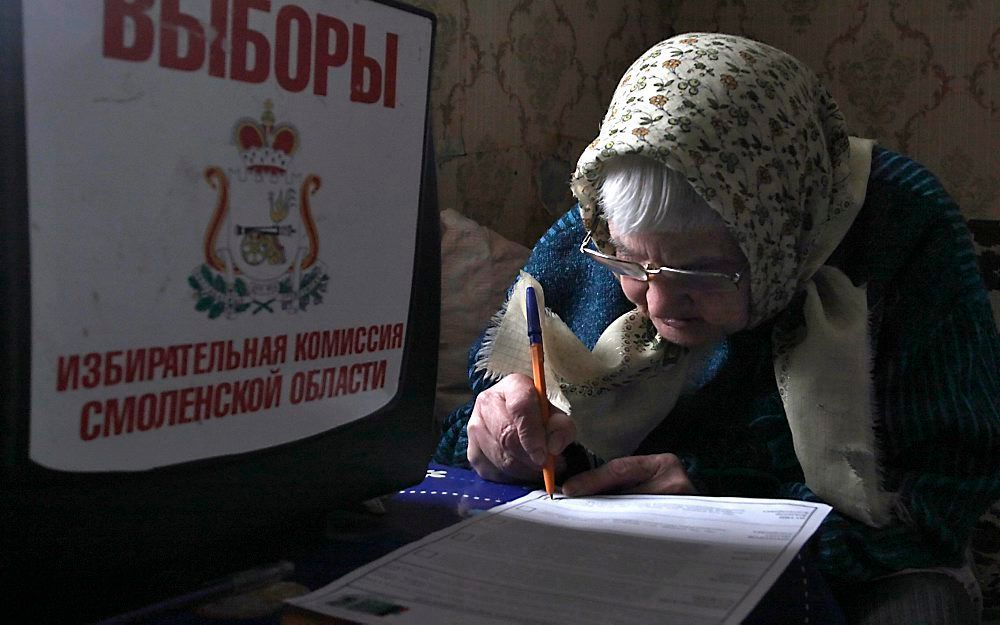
[525,286,557,498]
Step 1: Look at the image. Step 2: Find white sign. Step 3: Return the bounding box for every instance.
[24,0,433,471]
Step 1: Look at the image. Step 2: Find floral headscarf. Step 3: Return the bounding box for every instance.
[571,33,865,327]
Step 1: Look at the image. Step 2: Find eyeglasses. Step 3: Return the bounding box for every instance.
[579,231,742,293]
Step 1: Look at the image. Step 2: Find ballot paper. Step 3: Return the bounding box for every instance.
[287,492,831,625]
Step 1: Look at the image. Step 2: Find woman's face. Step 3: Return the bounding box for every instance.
[607,221,751,347]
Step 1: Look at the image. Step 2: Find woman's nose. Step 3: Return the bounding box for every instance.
[642,278,693,317]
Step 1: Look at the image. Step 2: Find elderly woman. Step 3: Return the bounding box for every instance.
[434,34,999,624]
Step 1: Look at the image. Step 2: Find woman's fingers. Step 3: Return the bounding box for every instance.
[467,433,539,483]
[545,411,577,456]
[485,374,548,464]
[467,374,573,483]
[561,454,696,497]
[468,392,538,482]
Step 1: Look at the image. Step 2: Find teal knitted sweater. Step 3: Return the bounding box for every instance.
[434,148,1000,582]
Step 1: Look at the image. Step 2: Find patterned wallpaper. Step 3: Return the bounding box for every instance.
[406,0,676,245]
[408,0,999,318]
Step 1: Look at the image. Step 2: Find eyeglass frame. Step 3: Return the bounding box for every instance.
[579,231,743,291]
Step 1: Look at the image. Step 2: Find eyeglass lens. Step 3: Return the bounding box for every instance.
[586,251,737,293]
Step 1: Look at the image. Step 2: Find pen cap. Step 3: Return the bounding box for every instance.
[525,286,543,346]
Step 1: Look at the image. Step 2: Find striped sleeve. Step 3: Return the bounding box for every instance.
[793,294,1000,581]
[785,149,1000,580]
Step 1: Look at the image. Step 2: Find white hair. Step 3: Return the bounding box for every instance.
[597,154,725,234]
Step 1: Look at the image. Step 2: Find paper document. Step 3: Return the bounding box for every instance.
[287,491,831,624]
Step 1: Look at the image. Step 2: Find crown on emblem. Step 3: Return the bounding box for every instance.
[234,100,299,174]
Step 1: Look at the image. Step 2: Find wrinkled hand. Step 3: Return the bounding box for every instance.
[561,454,697,497]
[467,373,575,483]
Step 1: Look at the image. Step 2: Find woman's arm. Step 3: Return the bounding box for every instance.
[432,207,631,469]
[784,293,1000,581]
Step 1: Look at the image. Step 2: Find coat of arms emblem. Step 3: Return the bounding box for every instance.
[189,101,328,318]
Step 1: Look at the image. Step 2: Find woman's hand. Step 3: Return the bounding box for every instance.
[467,373,576,483]
[561,453,697,497]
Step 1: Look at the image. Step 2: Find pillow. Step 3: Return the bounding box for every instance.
[435,209,531,425]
